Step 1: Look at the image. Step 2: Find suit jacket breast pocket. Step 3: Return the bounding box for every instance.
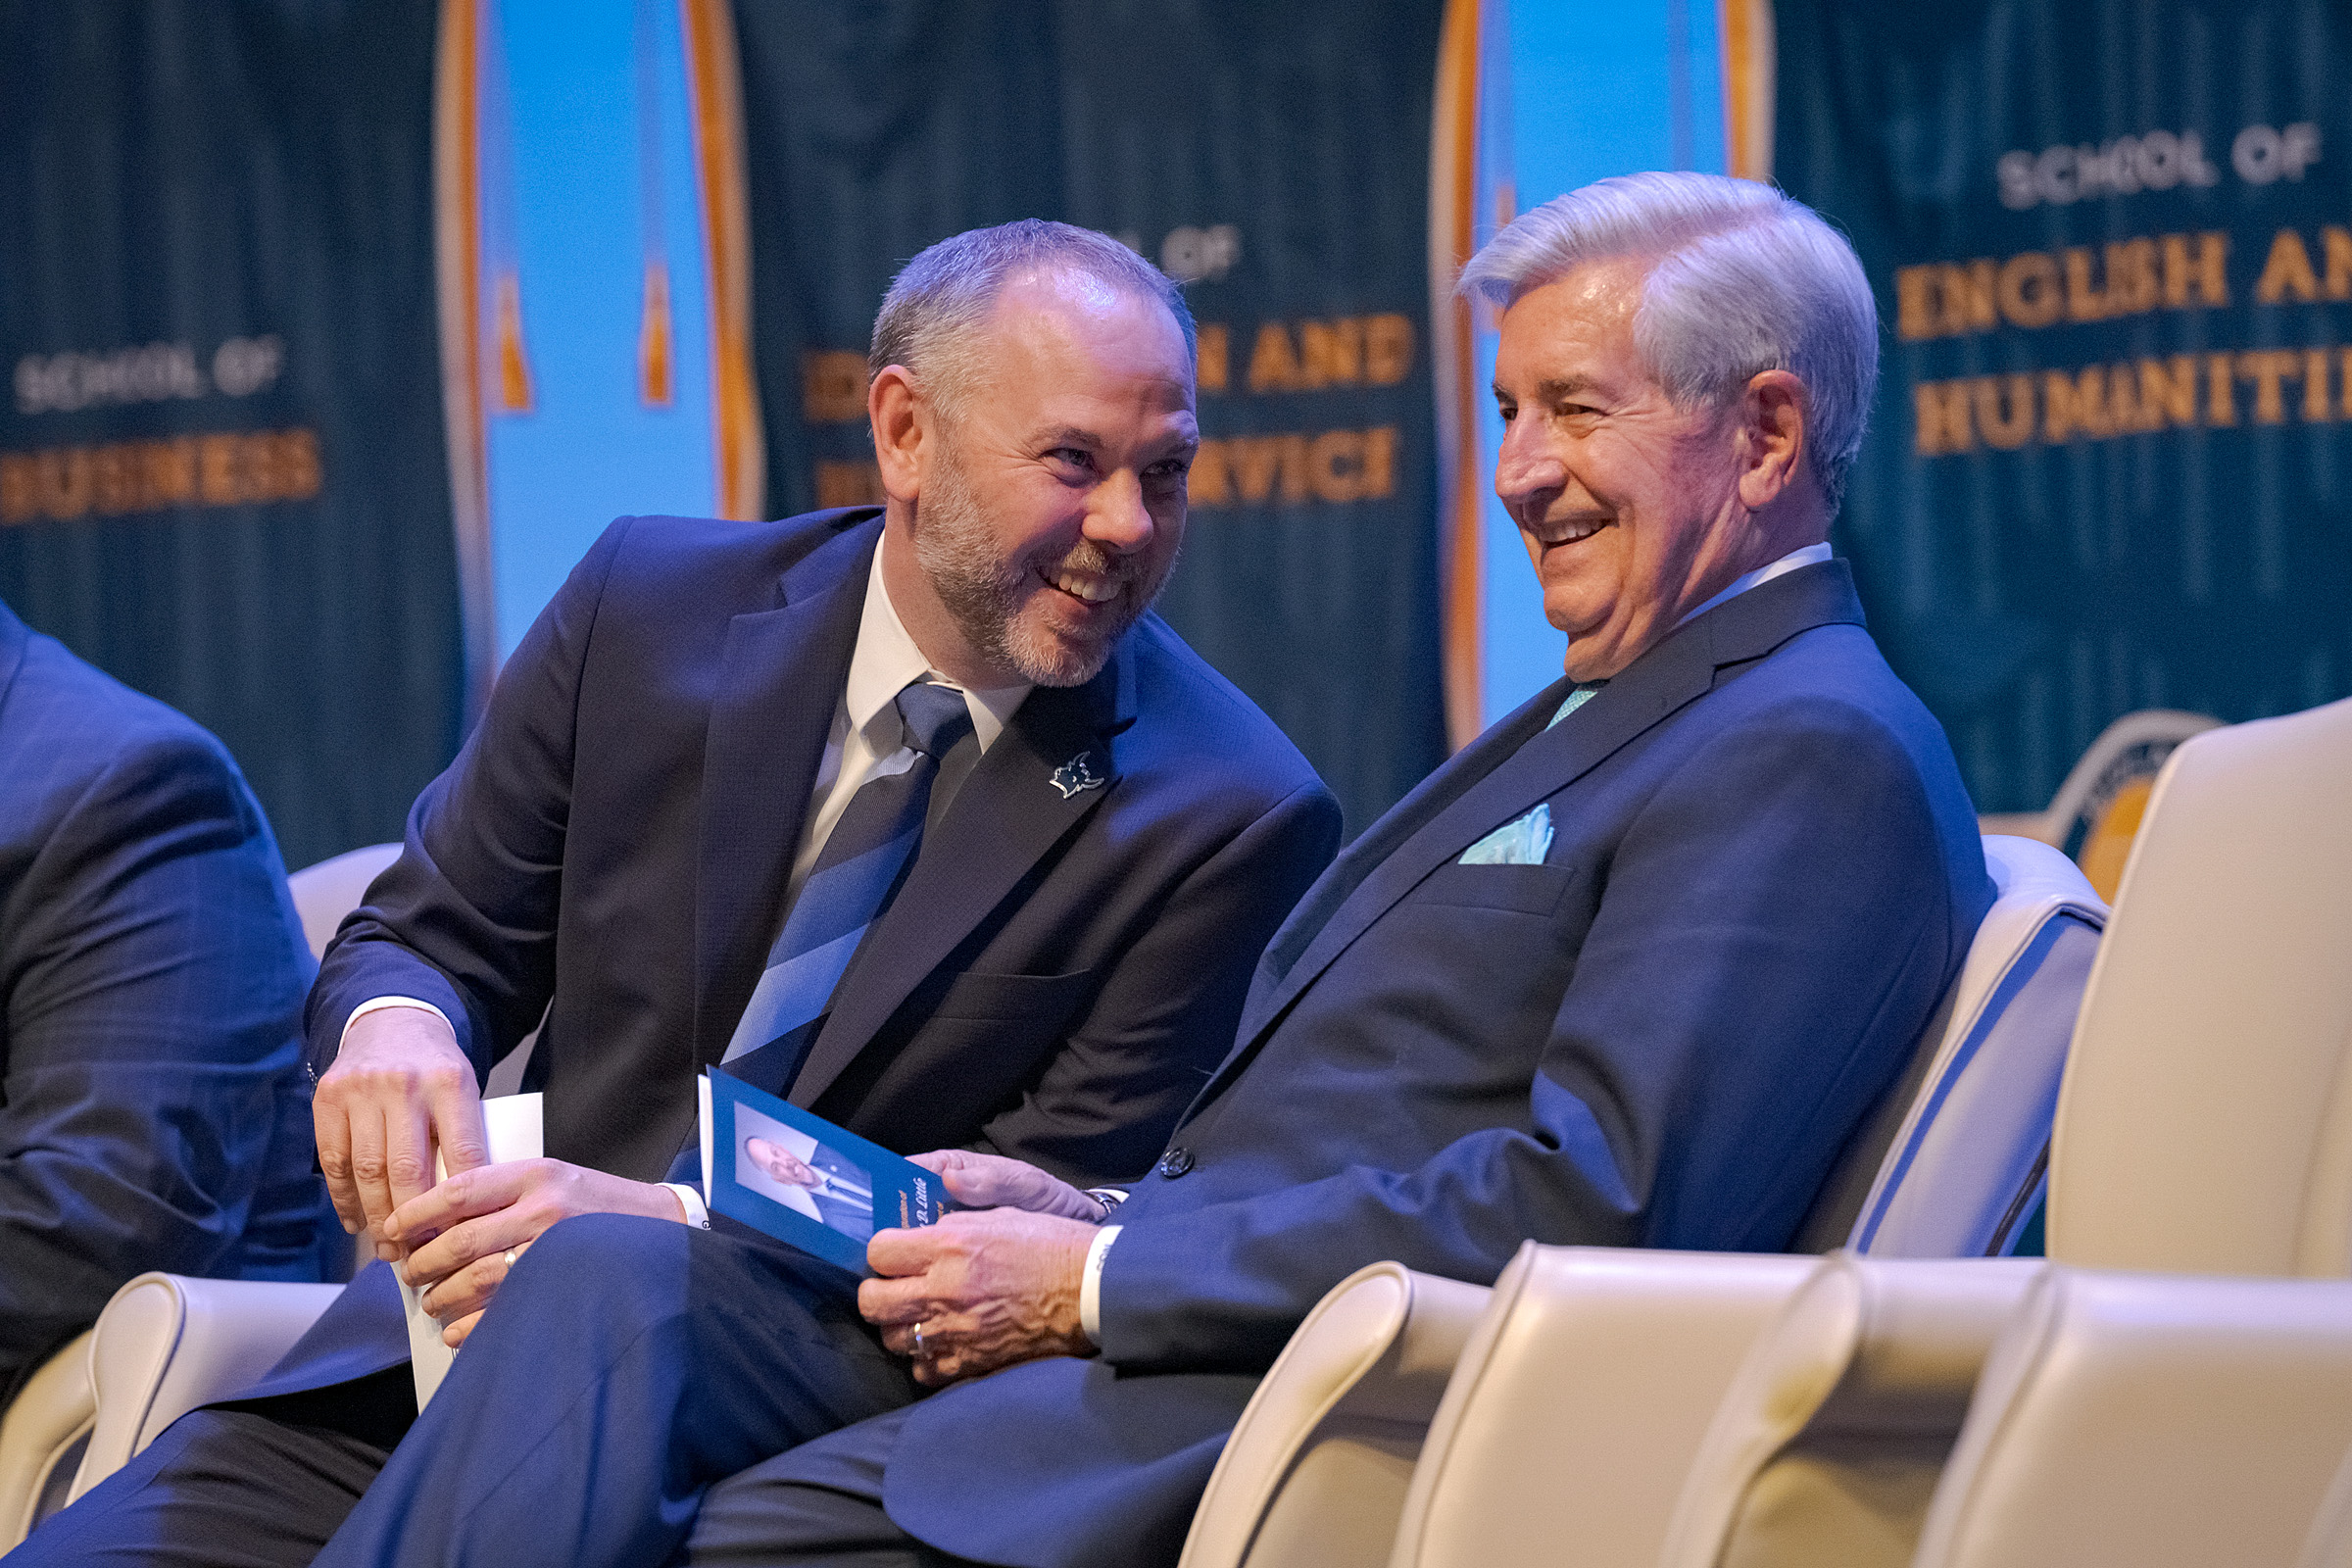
[926,967,1100,1029]
[1415,860,1580,916]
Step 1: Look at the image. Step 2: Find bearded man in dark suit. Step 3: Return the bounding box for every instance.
[20,219,1339,1563]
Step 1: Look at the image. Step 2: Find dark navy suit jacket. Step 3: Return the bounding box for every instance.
[0,601,328,1399]
[885,563,1996,1568]
[262,510,1339,1397]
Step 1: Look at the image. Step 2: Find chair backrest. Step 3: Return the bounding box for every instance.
[1390,1245,1816,1568]
[1655,1255,2045,1568]
[1796,836,2104,1258]
[1915,1267,2352,1568]
[2047,696,2352,1277]
[284,842,402,961]
[2038,709,2220,899]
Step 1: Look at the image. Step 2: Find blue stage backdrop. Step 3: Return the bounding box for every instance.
[732,0,1448,837]
[1777,0,2352,814]
[0,1,461,869]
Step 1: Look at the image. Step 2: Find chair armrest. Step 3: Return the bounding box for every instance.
[68,1274,344,1505]
[1391,1245,1818,1568]
[0,1331,95,1548]
[1181,1262,1493,1568]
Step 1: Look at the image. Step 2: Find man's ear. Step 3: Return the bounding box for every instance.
[1734,369,1809,512]
[870,365,926,504]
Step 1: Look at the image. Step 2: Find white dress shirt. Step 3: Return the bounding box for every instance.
[345,541,1031,1229]
[1076,541,1839,1341]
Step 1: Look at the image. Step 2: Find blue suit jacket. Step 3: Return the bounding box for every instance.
[262,510,1339,1398]
[0,601,329,1398]
[885,562,1995,1567]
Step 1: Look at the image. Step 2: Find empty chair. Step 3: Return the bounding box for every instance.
[1913,1267,2352,1568]
[1179,837,2102,1568]
[1654,1255,2044,1568]
[2048,695,2352,1277]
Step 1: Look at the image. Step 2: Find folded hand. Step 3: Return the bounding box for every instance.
[385,1158,689,1345]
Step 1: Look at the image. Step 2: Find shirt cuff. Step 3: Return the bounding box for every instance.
[340,996,454,1048]
[1079,1223,1121,1344]
[662,1182,711,1229]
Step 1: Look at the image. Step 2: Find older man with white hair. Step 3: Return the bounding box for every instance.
[179,172,1990,1568]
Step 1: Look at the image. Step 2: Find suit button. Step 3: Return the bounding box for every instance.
[1155,1147,1194,1178]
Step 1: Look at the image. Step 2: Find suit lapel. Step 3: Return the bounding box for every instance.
[692,523,879,1069]
[786,650,1127,1108]
[1199,562,1868,1109]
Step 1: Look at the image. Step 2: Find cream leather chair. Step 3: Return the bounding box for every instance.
[2045,696,2352,1278]
[286,842,402,961]
[66,1276,344,1506]
[1913,1268,2352,1568]
[0,1332,95,1546]
[1178,838,2103,1568]
[1654,1255,2044,1568]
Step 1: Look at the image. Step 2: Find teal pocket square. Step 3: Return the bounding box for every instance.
[1459,803,1553,865]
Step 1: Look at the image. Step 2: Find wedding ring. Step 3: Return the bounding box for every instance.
[503,1248,519,1268]
[912,1319,928,1356]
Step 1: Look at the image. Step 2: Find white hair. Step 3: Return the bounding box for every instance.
[1458,172,1878,513]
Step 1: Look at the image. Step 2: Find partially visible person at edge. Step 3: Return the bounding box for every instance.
[0,596,329,1403]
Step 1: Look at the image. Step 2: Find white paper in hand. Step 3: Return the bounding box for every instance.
[400,1092,542,1411]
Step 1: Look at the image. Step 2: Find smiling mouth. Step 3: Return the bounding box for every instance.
[1045,568,1121,606]
[1538,515,1611,547]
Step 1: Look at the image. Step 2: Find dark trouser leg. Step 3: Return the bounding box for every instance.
[314,1212,918,1568]
[688,1407,974,1568]
[9,1367,415,1568]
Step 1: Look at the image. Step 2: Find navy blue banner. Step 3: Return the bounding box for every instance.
[733,0,1447,836]
[0,2,462,868]
[1777,0,2352,813]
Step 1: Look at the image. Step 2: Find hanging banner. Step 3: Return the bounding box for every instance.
[0,1,462,868]
[1776,0,2352,816]
[733,0,1447,836]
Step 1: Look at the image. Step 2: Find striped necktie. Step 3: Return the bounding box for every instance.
[719,679,976,1095]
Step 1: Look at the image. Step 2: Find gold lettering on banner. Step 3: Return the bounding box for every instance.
[2236,350,2301,424]
[2163,233,2230,309]
[1996,253,2065,329]
[2207,353,2239,426]
[1187,426,1400,509]
[1241,316,1415,393]
[2043,367,2114,442]
[0,429,320,526]
[2256,229,2324,303]
[1196,325,1229,394]
[1909,346,2352,455]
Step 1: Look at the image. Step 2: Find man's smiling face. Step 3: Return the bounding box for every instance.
[1490,258,1752,681]
[906,270,1197,688]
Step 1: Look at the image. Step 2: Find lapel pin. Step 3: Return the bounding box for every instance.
[1050,750,1106,799]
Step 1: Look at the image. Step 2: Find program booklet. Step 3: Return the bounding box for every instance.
[697,1069,956,1274]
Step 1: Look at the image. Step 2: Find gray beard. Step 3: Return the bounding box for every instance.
[910,444,1174,687]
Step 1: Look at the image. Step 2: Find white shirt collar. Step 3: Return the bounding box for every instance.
[1674,542,1834,629]
[847,541,1031,754]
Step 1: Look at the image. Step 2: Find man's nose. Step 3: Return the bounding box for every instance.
[1494,427,1566,513]
[1084,470,1155,556]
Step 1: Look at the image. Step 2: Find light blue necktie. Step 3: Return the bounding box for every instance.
[1549,681,1604,729]
[719,679,974,1095]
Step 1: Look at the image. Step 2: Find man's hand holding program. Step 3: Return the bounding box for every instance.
[859,1151,1102,1386]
